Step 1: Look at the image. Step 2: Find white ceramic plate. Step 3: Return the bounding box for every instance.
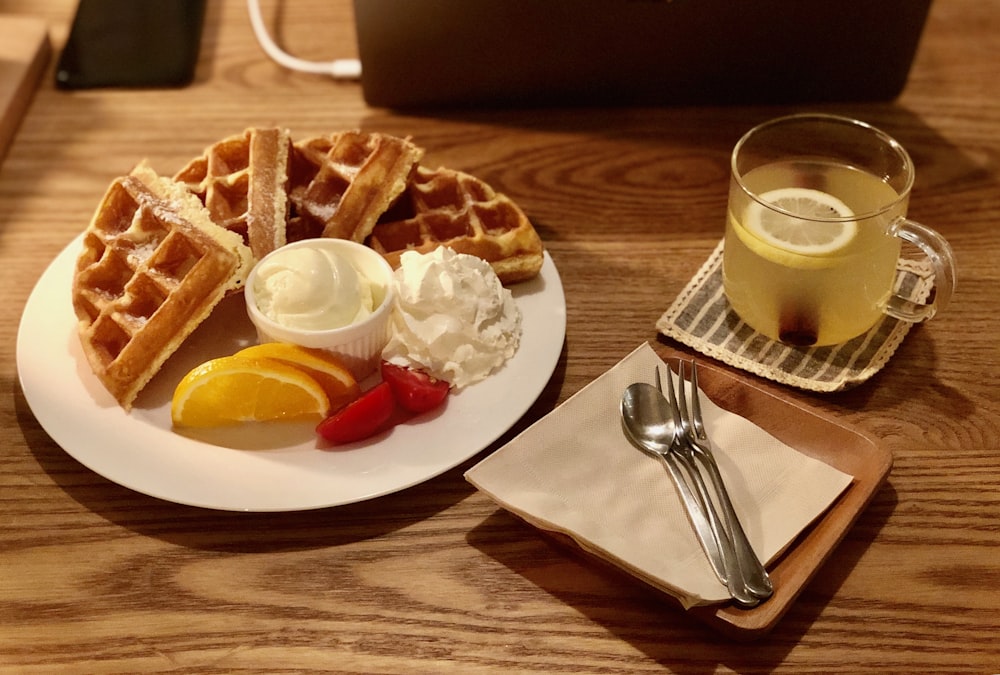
[17,236,566,511]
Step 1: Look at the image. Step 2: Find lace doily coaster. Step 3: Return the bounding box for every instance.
[656,240,934,392]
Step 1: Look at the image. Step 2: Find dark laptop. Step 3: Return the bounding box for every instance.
[352,0,932,108]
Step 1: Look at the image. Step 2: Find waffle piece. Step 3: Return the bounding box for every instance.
[287,130,423,243]
[174,127,291,261]
[72,163,253,410]
[367,165,544,284]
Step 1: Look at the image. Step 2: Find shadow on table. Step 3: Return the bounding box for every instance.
[358,100,986,207]
[14,338,568,553]
[464,478,897,668]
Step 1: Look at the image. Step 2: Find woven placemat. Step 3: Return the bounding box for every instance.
[656,240,934,392]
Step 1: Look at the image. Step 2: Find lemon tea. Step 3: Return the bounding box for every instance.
[722,114,955,348]
[723,160,904,346]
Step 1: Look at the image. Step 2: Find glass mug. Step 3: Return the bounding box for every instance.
[722,113,956,347]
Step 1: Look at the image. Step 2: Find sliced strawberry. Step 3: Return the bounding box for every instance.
[380,361,451,414]
[316,381,395,444]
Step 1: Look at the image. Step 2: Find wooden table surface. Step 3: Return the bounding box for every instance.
[3,1,999,672]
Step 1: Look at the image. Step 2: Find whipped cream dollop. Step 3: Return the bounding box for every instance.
[251,245,375,331]
[382,247,522,388]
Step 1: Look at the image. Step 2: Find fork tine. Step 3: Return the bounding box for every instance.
[689,360,705,437]
[654,366,663,393]
[662,365,683,428]
[676,361,691,432]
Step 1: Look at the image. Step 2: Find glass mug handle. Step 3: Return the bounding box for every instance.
[884,218,957,323]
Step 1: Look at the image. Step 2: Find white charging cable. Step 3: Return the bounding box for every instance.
[246,0,362,79]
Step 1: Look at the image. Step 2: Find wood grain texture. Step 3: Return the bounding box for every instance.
[2,1,999,671]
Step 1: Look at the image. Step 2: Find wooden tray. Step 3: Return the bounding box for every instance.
[503,349,891,639]
[666,352,892,638]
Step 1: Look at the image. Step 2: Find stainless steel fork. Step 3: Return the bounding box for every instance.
[658,366,759,609]
[676,360,773,601]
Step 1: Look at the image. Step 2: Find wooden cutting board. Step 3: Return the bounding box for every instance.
[0,15,50,163]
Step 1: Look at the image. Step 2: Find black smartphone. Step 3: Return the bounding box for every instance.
[55,0,207,89]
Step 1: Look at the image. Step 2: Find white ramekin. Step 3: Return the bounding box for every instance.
[244,238,395,379]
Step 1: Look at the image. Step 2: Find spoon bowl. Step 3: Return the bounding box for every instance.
[621,382,676,457]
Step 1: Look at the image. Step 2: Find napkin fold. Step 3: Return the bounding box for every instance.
[656,240,935,392]
[465,343,852,608]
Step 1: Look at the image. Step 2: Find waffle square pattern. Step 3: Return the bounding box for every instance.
[70,129,543,410]
[369,165,543,284]
[72,166,252,409]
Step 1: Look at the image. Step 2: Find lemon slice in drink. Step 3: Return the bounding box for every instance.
[745,187,857,255]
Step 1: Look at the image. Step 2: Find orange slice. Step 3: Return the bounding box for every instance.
[172,355,330,428]
[234,343,360,412]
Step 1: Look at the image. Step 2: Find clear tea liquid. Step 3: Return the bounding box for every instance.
[723,160,905,346]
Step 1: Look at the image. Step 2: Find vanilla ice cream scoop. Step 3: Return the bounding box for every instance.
[252,245,375,331]
[382,247,522,388]
[245,239,396,379]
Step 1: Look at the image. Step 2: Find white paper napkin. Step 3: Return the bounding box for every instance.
[465,343,853,608]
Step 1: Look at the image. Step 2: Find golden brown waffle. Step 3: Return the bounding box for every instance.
[288,130,423,243]
[367,165,544,284]
[72,163,253,410]
[174,127,291,261]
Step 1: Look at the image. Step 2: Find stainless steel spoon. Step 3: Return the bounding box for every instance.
[621,382,759,608]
